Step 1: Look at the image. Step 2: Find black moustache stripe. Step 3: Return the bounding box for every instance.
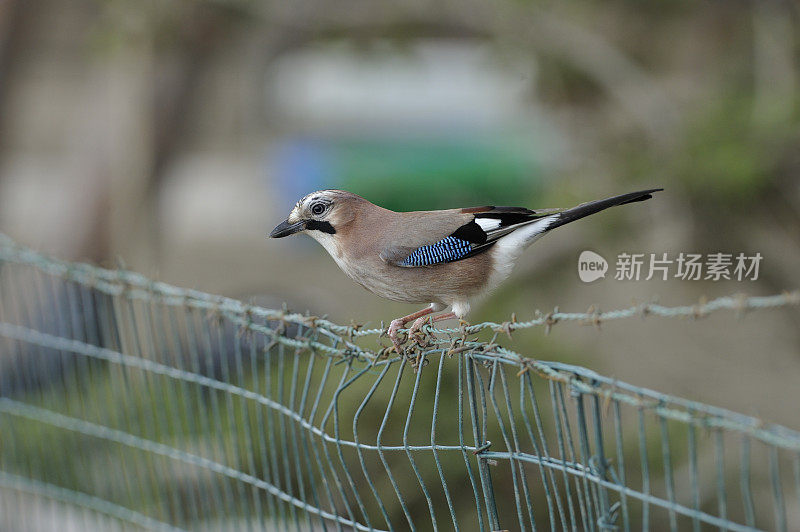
[305,220,336,234]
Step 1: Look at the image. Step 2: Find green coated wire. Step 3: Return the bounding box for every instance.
[0,472,186,532]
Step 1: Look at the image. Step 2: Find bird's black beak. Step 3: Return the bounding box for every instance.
[269,219,305,238]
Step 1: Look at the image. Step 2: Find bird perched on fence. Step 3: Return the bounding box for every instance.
[270,188,662,351]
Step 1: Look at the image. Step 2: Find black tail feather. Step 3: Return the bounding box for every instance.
[548,188,663,231]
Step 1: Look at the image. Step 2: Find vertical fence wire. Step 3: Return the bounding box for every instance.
[2,236,800,531]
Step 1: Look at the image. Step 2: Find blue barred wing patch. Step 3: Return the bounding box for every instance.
[399,236,473,267]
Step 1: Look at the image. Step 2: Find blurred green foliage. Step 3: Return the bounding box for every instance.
[332,135,545,211]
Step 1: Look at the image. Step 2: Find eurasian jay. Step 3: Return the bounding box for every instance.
[270,188,661,351]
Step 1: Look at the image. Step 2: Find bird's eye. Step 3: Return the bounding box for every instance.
[310,202,326,216]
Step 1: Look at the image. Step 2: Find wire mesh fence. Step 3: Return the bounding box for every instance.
[1,233,799,531]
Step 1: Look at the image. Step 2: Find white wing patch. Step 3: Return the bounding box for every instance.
[495,215,557,256]
[485,214,559,294]
[475,218,501,231]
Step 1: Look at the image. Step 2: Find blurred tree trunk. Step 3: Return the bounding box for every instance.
[0,0,24,151]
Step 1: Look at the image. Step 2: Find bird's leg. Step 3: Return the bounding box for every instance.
[432,312,458,324]
[387,307,435,352]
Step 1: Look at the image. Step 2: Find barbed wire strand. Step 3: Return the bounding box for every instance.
[1,233,797,340]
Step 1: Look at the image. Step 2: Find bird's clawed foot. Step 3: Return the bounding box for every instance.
[385,308,461,355]
[387,318,408,353]
[386,316,433,354]
[409,316,429,335]
[407,316,439,348]
[385,307,435,354]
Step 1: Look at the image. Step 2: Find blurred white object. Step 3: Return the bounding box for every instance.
[269,40,538,131]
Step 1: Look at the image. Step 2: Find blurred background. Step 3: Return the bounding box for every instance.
[1,0,799,434]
